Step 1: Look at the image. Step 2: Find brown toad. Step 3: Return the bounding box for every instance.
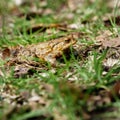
[6,34,77,66]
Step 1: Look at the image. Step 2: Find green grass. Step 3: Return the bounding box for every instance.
[0,0,120,120]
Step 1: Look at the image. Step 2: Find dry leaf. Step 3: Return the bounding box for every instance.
[67,0,85,11]
[103,58,120,71]
[109,80,120,100]
[2,48,11,59]
[102,37,120,48]
[96,30,113,43]
[96,33,120,70]
[107,0,120,8]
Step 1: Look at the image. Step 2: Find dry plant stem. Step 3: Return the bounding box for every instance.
[0,0,8,38]
[2,14,6,38]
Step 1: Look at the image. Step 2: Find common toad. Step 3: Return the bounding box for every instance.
[6,34,77,66]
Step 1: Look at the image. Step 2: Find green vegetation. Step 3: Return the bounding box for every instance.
[0,0,120,120]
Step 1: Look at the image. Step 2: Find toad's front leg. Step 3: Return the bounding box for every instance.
[43,51,63,66]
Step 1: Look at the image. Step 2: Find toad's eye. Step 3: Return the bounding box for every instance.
[65,39,71,43]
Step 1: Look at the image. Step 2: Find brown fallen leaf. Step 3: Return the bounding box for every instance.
[1,47,11,59]
[96,30,113,43]
[107,0,120,8]
[96,33,120,70]
[109,80,120,101]
[101,37,120,48]
[67,0,85,11]
[99,36,120,60]
[103,58,120,71]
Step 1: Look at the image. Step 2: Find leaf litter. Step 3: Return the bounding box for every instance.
[1,0,120,120]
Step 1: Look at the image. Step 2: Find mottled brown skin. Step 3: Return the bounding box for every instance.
[8,34,77,66]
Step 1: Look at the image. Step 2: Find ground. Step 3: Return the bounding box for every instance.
[0,0,120,120]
